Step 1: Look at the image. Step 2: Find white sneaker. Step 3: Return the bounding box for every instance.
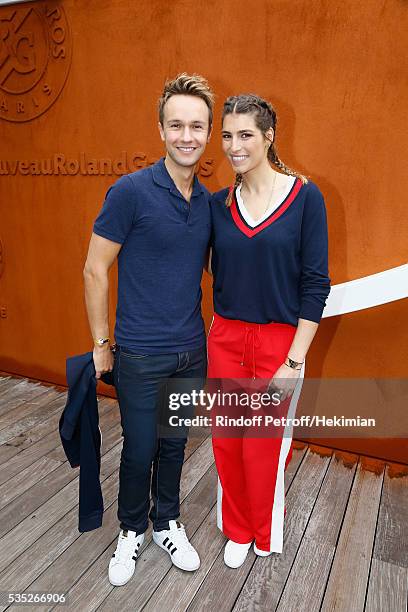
[153,520,200,571]
[224,540,252,568]
[254,543,272,557]
[108,529,145,586]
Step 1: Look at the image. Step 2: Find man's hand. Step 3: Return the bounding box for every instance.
[93,346,114,379]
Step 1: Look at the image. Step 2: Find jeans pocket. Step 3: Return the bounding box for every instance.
[120,351,149,359]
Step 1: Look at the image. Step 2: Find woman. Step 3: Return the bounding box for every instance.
[208,94,330,568]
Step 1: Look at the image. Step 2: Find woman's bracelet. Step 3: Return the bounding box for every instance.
[284,357,304,370]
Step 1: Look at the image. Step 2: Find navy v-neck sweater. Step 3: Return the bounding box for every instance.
[210,178,330,326]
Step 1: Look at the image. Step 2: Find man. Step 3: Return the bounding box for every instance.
[83,74,214,586]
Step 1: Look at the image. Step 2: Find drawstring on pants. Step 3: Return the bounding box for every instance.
[240,325,262,379]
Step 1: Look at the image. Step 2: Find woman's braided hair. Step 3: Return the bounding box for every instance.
[223,94,308,207]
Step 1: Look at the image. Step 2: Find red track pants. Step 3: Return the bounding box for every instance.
[208,313,304,553]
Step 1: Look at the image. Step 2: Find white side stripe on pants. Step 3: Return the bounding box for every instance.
[269,361,305,553]
[217,476,223,531]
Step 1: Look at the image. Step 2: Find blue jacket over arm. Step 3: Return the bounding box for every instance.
[60,352,114,532]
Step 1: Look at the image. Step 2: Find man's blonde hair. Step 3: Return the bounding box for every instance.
[158,73,214,128]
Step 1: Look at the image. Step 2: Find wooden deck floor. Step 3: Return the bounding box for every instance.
[0,375,406,612]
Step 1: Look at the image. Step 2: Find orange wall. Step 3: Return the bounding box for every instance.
[1,0,407,462]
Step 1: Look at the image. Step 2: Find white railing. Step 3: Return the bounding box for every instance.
[0,0,39,6]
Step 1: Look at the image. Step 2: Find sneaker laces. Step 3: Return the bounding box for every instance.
[173,523,195,554]
[113,530,140,565]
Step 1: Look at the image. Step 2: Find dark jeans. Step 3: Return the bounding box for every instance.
[113,344,207,534]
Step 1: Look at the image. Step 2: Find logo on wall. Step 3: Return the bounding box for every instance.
[0,3,72,122]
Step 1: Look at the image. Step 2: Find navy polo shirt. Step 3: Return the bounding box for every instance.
[93,158,211,353]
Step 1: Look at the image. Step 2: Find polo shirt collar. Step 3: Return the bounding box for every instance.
[152,157,204,198]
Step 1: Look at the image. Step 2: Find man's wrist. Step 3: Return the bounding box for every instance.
[94,337,110,348]
[94,345,110,354]
[93,339,111,352]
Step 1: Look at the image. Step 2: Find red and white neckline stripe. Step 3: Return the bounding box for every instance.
[230,178,303,238]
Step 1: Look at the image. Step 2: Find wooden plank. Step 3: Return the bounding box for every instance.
[283,540,335,611]
[365,558,408,612]
[289,450,358,545]
[320,458,385,612]
[0,415,207,540]
[0,396,110,461]
[62,438,216,612]
[143,445,308,612]
[0,398,111,466]
[0,380,49,413]
[143,504,224,611]
[0,393,66,463]
[137,445,305,612]
[0,441,123,571]
[98,468,218,612]
[3,438,213,612]
[19,466,218,612]
[0,407,64,466]
[0,392,67,445]
[0,397,113,481]
[0,377,12,390]
[283,443,309,485]
[0,461,76,541]
[0,455,62,509]
[0,423,123,539]
[17,434,210,610]
[183,427,210,456]
[372,463,408,567]
[276,451,358,612]
[0,379,28,401]
[0,470,120,612]
[229,447,332,612]
[0,388,60,433]
[0,424,212,596]
[179,437,213,498]
[190,543,256,612]
[183,431,210,463]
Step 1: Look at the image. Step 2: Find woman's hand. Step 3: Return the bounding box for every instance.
[267,363,301,402]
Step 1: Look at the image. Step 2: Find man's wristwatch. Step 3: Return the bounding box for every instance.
[94,337,110,348]
[285,357,303,370]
